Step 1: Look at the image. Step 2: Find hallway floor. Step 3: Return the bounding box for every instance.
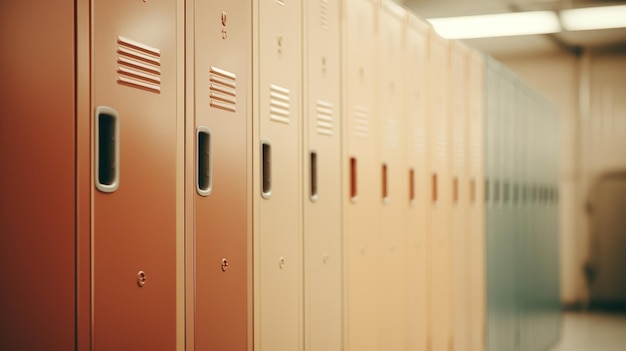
[550,311,626,351]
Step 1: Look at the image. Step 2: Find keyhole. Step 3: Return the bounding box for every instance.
[221,258,229,272]
[279,257,286,269]
[137,271,147,287]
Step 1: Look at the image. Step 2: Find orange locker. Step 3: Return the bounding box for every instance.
[405,13,430,351]
[91,0,182,349]
[0,1,76,349]
[427,30,452,351]
[303,0,342,350]
[341,0,381,350]
[186,0,252,350]
[252,0,303,350]
[467,50,486,351]
[378,2,408,350]
[449,41,470,351]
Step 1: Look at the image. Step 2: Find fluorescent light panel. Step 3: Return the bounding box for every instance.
[561,5,626,31]
[427,11,561,39]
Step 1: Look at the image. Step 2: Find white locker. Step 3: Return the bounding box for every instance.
[405,13,430,351]
[378,2,408,350]
[341,0,381,350]
[253,0,303,350]
[303,0,342,350]
[186,0,252,350]
[449,41,470,351]
[467,49,485,351]
[427,30,452,351]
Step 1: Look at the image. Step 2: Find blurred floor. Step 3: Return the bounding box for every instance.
[550,311,626,351]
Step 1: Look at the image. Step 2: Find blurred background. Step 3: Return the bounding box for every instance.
[401,0,626,349]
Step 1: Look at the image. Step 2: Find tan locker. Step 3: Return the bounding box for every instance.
[187,0,251,350]
[405,14,430,351]
[253,0,303,350]
[427,31,452,351]
[303,0,342,350]
[449,41,470,351]
[341,0,381,350]
[467,50,485,351]
[378,2,408,350]
[91,0,181,349]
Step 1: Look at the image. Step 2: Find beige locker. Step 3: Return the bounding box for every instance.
[187,0,252,350]
[427,30,452,351]
[303,0,342,350]
[467,50,486,351]
[253,0,303,350]
[449,41,470,351]
[405,14,430,351]
[341,0,381,350]
[91,0,182,349]
[378,2,408,350]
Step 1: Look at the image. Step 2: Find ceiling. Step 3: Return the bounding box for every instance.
[400,0,626,57]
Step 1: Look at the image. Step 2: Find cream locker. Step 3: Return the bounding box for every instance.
[187,0,252,350]
[91,0,182,349]
[341,0,381,350]
[303,0,342,350]
[253,0,303,350]
[427,31,452,351]
[467,50,485,351]
[378,2,408,350]
[449,41,470,351]
[405,14,430,351]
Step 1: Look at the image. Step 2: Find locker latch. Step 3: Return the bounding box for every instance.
[137,271,147,287]
[221,258,229,272]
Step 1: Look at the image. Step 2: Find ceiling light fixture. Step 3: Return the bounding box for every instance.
[427,11,561,39]
[561,5,626,31]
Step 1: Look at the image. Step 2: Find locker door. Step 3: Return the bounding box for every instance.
[92,0,181,349]
[427,31,452,351]
[405,14,429,351]
[449,41,470,351]
[303,0,342,350]
[190,1,251,350]
[467,50,485,351]
[0,1,76,349]
[342,0,380,350]
[253,0,302,350]
[378,2,408,350]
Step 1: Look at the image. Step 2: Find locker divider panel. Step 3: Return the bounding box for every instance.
[303,0,342,350]
[91,0,180,349]
[253,0,303,350]
[190,0,251,350]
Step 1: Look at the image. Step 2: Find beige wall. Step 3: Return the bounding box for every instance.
[495,49,626,306]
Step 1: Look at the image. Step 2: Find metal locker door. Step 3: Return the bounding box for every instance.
[467,49,485,351]
[303,0,342,350]
[188,0,251,350]
[449,41,470,351]
[0,1,76,349]
[405,14,429,351]
[427,31,452,351]
[92,0,181,349]
[253,0,302,350]
[378,2,408,350]
[341,0,380,350]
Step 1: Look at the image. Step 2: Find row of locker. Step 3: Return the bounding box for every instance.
[0,0,559,350]
[484,58,561,351]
